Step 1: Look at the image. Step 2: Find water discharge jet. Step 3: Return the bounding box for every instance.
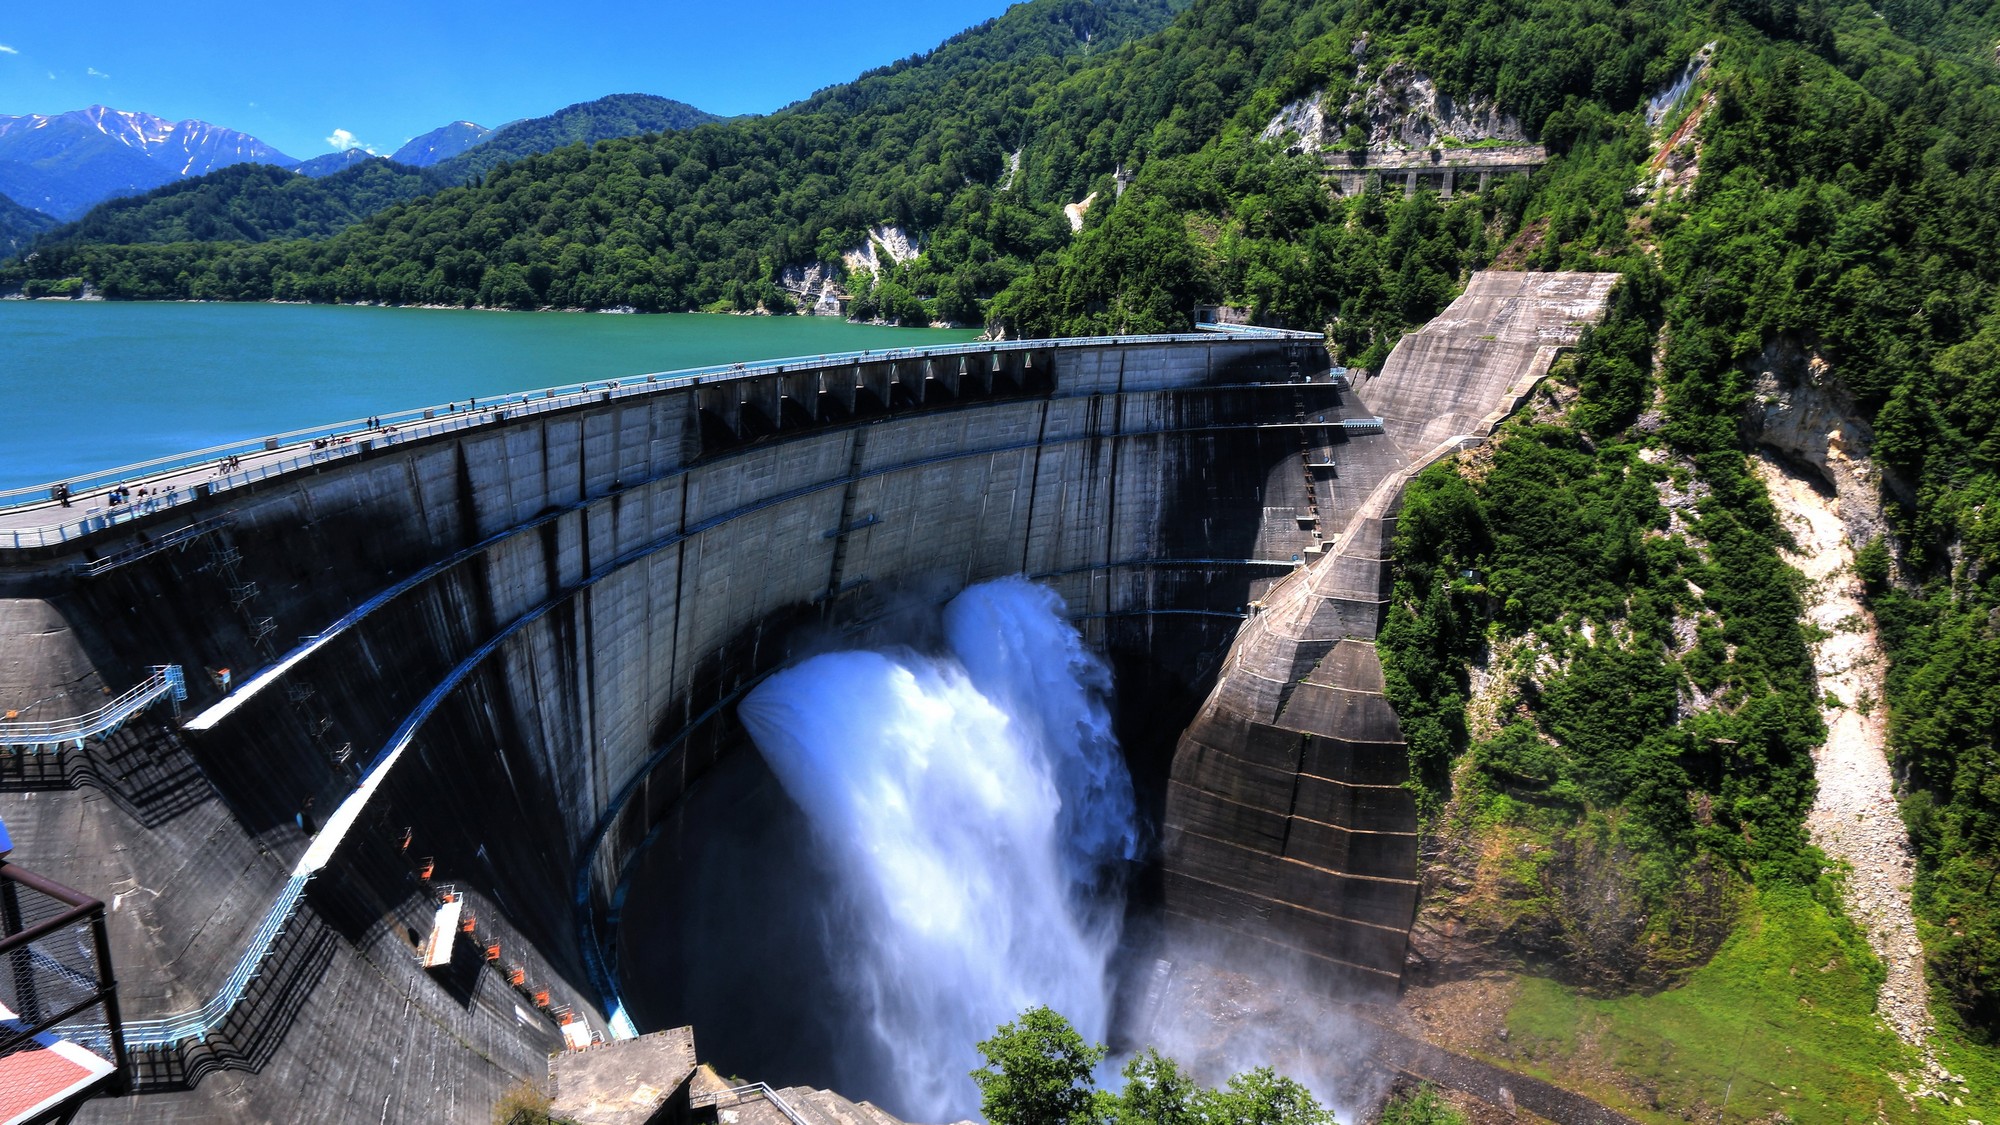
[740,577,1138,1122]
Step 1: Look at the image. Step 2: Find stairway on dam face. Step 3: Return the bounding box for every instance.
[1162,271,1620,993]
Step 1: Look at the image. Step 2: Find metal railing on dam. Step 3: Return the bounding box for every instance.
[0,330,1317,551]
[0,666,186,753]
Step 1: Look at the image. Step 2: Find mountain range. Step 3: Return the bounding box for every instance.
[0,94,720,226]
[0,106,297,220]
[390,121,492,167]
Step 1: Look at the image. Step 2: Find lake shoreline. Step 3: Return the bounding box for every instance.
[0,290,988,333]
[0,301,980,490]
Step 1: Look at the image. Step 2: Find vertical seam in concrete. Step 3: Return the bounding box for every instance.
[579,582,597,845]
[821,428,869,605]
[1021,389,1051,576]
[541,416,553,518]
[1282,732,1307,856]
[405,448,433,551]
[1102,349,1126,620]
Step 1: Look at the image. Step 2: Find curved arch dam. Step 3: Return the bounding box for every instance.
[0,272,1614,1122]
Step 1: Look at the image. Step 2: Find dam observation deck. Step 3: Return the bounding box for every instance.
[1325,144,1547,198]
[0,856,128,1124]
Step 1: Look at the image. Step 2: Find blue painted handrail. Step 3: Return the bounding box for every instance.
[0,666,185,752]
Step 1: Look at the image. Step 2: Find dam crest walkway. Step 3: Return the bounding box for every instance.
[0,327,1314,552]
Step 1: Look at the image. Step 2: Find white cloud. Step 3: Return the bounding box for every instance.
[324,128,375,153]
[0,44,19,55]
[86,66,108,78]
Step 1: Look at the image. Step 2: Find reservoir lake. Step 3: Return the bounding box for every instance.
[0,301,980,491]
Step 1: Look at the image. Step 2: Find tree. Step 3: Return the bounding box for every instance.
[1191,1068,1334,1125]
[972,1007,1107,1125]
[1113,1050,1199,1125]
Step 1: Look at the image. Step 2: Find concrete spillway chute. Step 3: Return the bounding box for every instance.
[1161,271,1620,992]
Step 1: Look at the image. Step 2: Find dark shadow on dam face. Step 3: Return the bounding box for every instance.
[615,746,884,1099]
[613,653,1213,1109]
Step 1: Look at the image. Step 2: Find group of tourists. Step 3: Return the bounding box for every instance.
[50,479,181,512]
[105,483,177,512]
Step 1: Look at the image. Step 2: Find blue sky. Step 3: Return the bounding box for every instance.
[0,1,1015,158]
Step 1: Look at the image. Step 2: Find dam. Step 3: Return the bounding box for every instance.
[0,271,1613,1122]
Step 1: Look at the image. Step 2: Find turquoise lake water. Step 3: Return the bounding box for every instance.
[0,301,979,491]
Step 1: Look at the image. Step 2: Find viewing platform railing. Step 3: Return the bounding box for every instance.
[83,874,310,1050]
[0,666,185,754]
[692,1082,817,1125]
[0,861,128,1110]
[0,331,1320,551]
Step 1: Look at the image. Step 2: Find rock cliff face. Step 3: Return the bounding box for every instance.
[778,261,847,315]
[1406,793,1742,991]
[842,225,920,275]
[778,226,925,316]
[1351,65,1530,150]
[1742,336,1889,547]
[1262,65,1530,153]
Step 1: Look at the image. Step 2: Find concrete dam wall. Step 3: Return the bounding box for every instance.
[0,273,1615,1119]
[1163,271,1620,993]
[0,333,1369,1120]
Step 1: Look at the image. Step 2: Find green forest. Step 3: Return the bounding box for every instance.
[967,1007,1463,1125]
[10,0,2000,1108]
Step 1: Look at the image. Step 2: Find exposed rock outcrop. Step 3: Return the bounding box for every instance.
[777,262,846,316]
[1743,336,1889,548]
[842,224,920,275]
[1408,798,1742,992]
[1350,64,1529,150]
[1064,192,1098,232]
[1260,93,1328,147]
[1262,65,1529,153]
[776,225,924,316]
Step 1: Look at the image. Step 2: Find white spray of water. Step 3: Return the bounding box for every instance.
[1646,56,1706,127]
[739,577,1138,1121]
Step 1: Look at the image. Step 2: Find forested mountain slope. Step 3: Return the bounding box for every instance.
[11,94,726,259]
[0,190,56,257]
[2,0,1194,313]
[26,161,432,249]
[422,93,722,184]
